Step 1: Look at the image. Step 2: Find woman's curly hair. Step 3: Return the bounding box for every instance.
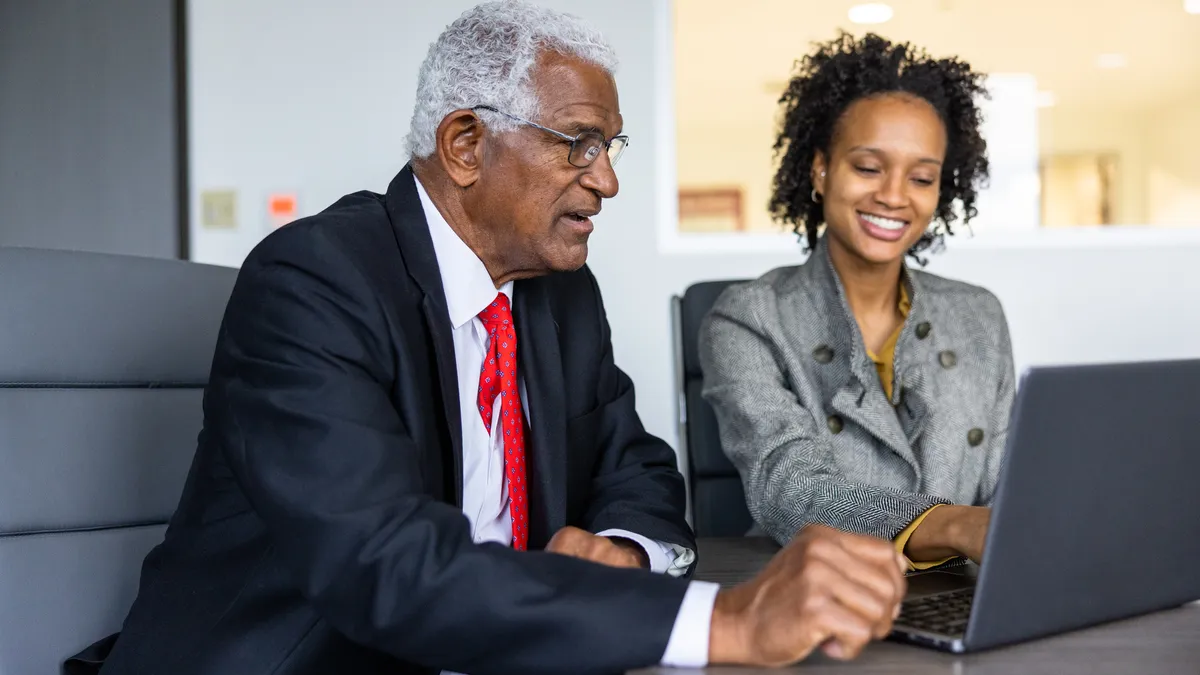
[769,32,990,260]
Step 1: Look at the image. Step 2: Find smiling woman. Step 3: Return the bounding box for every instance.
[698,33,1014,572]
[771,32,988,263]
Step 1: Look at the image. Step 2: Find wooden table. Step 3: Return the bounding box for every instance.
[632,537,1200,674]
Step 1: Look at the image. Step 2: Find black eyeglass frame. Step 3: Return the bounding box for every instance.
[472,105,629,168]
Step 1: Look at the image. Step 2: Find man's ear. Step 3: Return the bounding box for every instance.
[435,109,485,188]
[811,151,828,199]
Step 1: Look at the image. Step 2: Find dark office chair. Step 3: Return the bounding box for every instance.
[0,247,237,675]
[671,279,754,537]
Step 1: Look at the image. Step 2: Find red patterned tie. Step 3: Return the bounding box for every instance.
[476,293,529,551]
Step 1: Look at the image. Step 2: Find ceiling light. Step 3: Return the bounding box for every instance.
[1096,53,1128,69]
[848,3,894,25]
[1186,0,1200,14]
[1036,91,1057,108]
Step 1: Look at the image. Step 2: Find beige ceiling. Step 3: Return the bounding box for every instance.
[675,0,1200,126]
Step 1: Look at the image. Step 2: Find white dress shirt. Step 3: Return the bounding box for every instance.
[414,177,718,668]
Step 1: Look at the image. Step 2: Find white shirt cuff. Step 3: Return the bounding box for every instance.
[661,580,719,668]
[596,529,695,577]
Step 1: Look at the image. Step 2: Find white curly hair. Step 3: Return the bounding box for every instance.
[405,0,618,159]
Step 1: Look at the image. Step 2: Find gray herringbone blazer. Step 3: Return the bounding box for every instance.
[698,241,1015,544]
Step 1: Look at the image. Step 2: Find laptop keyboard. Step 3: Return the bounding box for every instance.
[897,587,975,636]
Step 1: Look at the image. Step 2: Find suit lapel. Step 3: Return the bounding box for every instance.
[830,375,919,475]
[892,270,931,451]
[421,296,464,504]
[811,241,921,477]
[514,277,567,549]
[384,165,463,505]
[895,363,931,447]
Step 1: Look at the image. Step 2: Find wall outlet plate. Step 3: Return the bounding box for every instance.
[201,189,237,229]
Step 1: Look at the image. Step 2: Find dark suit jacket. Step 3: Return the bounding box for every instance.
[96,166,695,675]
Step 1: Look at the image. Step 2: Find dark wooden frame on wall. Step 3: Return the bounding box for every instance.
[172,0,190,260]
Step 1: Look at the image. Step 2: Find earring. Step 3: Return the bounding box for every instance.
[811,188,822,203]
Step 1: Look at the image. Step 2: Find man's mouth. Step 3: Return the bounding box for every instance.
[564,206,599,222]
[560,207,600,234]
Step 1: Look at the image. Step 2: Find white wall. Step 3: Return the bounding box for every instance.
[186,0,432,264]
[188,0,1200,465]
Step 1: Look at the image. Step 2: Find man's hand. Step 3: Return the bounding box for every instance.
[905,505,991,564]
[709,525,907,667]
[545,526,648,569]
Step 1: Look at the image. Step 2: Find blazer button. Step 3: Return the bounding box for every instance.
[812,345,835,364]
[916,322,932,339]
[968,428,985,446]
[827,415,844,434]
[939,350,957,369]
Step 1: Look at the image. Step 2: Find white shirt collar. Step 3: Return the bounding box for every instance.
[413,175,513,330]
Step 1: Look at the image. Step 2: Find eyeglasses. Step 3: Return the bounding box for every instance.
[472,105,628,168]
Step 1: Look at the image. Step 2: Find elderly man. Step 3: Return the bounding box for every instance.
[89,2,906,674]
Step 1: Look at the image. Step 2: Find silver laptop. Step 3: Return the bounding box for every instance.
[890,359,1200,653]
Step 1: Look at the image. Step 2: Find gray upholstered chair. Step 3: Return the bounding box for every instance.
[0,247,237,675]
